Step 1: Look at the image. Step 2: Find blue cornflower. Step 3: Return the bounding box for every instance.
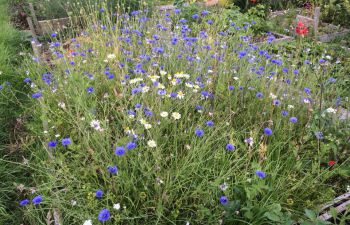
[289,117,298,123]
[282,67,289,73]
[179,18,187,24]
[228,86,234,91]
[42,73,53,85]
[238,50,247,58]
[135,103,142,109]
[32,92,42,99]
[131,88,141,95]
[107,166,118,175]
[259,50,266,55]
[100,8,105,13]
[263,128,273,136]
[98,208,110,222]
[201,10,209,16]
[95,189,103,198]
[201,91,209,97]
[115,146,126,156]
[319,58,326,63]
[195,129,204,137]
[154,47,164,54]
[336,96,342,106]
[281,110,288,117]
[48,141,57,148]
[226,144,235,151]
[267,36,275,43]
[207,20,213,25]
[127,110,136,117]
[126,142,137,150]
[170,92,178,98]
[304,88,311,95]
[131,10,139,16]
[157,89,166,96]
[271,59,282,65]
[255,170,266,179]
[171,37,178,45]
[196,105,203,111]
[61,138,71,146]
[124,37,131,43]
[32,195,42,205]
[328,77,336,83]
[144,108,153,117]
[315,131,324,140]
[256,92,263,98]
[220,196,228,205]
[206,120,214,127]
[192,14,199,19]
[272,99,280,106]
[153,34,160,40]
[24,77,31,83]
[19,199,29,206]
[51,33,57,38]
[86,87,94,94]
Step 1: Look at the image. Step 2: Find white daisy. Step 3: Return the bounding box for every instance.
[325,107,336,113]
[172,112,181,120]
[147,140,157,148]
[107,53,116,59]
[83,220,92,225]
[144,123,152,129]
[160,111,169,117]
[90,120,101,131]
[113,203,121,210]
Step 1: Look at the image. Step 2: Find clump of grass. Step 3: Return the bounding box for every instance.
[0,0,33,224]
[12,1,350,224]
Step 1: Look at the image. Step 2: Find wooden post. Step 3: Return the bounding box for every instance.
[28,3,42,34]
[26,17,37,39]
[26,17,41,60]
[314,7,321,39]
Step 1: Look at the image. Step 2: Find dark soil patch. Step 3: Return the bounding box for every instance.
[10,0,29,30]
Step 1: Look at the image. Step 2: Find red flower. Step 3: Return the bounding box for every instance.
[328,160,336,166]
[250,0,257,3]
[296,21,309,35]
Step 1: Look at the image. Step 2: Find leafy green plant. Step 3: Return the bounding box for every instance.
[318,0,350,27]
[27,0,144,20]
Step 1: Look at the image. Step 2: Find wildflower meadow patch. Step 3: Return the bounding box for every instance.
[5,1,350,224]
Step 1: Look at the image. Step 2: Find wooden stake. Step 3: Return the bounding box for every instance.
[26,17,41,60]
[26,16,37,39]
[28,3,42,34]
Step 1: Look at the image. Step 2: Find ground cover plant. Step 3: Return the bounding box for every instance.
[3,1,350,224]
